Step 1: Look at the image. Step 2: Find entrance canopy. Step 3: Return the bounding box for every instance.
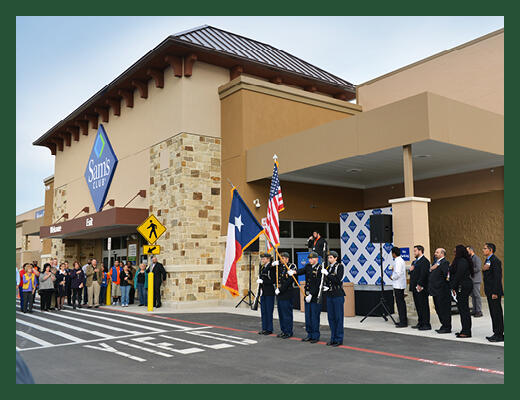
[246,92,503,188]
[40,207,148,240]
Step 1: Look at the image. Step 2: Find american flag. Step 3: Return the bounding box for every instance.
[266,156,284,250]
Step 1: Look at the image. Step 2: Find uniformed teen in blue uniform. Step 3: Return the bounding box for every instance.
[296,251,322,343]
[274,252,298,338]
[322,251,346,346]
[257,253,276,335]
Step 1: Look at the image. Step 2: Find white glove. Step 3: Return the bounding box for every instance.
[321,268,329,276]
[287,269,296,276]
[323,286,330,292]
[256,278,263,284]
[305,294,312,303]
[272,261,279,266]
[275,288,280,295]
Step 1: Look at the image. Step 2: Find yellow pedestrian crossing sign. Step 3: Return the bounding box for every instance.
[137,214,166,244]
[143,245,161,255]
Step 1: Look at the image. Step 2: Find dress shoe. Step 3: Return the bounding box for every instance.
[301,337,311,342]
[487,335,504,342]
[457,333,472,338]
[276,333,285,338]
[263,331,273,335]
[411,324,420,329]
[395,323,408,328]
[436,328,451,334]
[332,342,342,347]
[418,326,431,331]
[258,330,266,335]
[94,305,99,308]
[473,312,483,318]
[309,339,319,343]
[326,341,334,346]
[282,334,292,339]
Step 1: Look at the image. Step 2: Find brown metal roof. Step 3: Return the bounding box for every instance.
[174,25,355,90]
[33,25,356,150]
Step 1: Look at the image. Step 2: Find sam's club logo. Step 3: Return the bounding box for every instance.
[84,124,118,212]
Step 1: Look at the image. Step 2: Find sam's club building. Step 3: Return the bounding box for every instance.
[34,26,503,307]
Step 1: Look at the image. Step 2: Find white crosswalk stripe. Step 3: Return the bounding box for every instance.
[31,309,141,335]
[79,308,190,330]
[16,330,53,348]
[16,311,115,339]
[61,309,165,332]
[16,318,86,344]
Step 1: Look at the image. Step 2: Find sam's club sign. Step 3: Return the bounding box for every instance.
[84,124,118,212]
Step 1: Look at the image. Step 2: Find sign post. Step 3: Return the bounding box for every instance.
[137,214,167,312]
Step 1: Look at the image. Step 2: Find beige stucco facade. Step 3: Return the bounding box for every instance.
[357,29,504,115]
[53,61,229,218]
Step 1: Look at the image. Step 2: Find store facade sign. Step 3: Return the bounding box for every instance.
[84,124,118,212]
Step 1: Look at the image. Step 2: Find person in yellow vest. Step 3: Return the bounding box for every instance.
[21,264,36,313]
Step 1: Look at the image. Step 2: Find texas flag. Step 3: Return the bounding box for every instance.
[222,188,264,296]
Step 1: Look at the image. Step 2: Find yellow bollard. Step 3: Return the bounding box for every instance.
[106,278,111,306]
[147,272,154,312]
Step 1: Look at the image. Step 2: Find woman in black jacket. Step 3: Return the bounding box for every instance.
[449,245,474,338]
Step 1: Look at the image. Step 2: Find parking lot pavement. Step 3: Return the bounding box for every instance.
[17,299,503,384]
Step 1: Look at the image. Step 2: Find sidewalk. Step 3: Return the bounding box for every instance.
[103,299,503,347]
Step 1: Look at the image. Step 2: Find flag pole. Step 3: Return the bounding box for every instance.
[263,232,305,296]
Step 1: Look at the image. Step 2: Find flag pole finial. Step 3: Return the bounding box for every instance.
[273,154,278,161]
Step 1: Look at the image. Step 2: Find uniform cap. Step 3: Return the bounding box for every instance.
[308,251,319,259]
[260,253,272,259]
[280,252,290,258]
[328,250,339,258]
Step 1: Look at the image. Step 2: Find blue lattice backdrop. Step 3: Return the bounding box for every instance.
[340,207,393,285]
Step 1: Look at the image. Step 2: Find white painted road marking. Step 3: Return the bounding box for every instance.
[83,343,146,362]
[16,318,85,343]
[159,334,234,350]
[69,309,168,332]
[16,330,53,348]
[17,311,114,339]
[32,309,141,334]
[187,330,257,345]
[131,336,205,355]
[115,340,174,357]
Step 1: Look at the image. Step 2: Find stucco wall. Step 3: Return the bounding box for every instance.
[358,30,504,115]
[52,61,229,217]
[428,190,504,277]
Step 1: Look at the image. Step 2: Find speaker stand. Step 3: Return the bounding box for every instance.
[360,243,397,324]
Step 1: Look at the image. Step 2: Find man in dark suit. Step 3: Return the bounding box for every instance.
[482,243,504,342]
[429,248,451,333]
[146,256,167,308]
[409,245,431,330]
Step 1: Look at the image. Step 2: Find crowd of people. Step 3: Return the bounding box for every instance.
[389,242,504,342]
[16,256,167,313]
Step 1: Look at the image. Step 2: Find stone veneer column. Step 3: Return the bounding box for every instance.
[149,132,225,304]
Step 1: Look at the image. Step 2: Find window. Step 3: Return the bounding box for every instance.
[279,220,292,238]
[293,222,326,239]
[328,223,340,239]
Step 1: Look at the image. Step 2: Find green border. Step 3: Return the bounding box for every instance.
[7,1,512,393]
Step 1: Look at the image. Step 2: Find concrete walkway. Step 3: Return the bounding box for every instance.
[103,298,503,347]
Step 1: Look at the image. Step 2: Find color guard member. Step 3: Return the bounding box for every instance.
[322,251,346,346]
[274,252,298,338]
[296,251,322,343]
[257,253,276,335]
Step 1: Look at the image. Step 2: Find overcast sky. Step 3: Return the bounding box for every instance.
[16,16,504,215]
